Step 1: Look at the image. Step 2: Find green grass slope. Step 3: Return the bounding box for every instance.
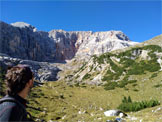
[27,70,162,121]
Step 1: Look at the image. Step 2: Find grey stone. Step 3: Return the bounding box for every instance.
[104,110,127,117]
[0,53,60,82]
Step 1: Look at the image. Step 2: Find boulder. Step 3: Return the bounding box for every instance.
[104,110,127,117]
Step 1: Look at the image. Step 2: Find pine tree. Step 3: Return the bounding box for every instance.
[122,96,128,103]
[128,96,132,103]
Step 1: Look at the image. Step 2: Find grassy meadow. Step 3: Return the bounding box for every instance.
[26,70,162,122]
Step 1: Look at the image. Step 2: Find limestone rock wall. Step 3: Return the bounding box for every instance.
[0,21,138,62]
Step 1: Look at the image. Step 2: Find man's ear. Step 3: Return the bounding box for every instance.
[27,79,33,87]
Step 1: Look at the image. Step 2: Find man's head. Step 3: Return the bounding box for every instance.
[5,65,34,96]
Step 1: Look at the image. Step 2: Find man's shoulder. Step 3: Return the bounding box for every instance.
[0,95,25,110]
[0,95,15,103]
[0,100,17,106]
[0,96,19,110]
[0,97,26,121]
[0,96,27,117]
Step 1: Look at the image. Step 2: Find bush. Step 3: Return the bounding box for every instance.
[104,75,137,90]
[127,63,145,75]
[150,73,158,79]
[93,53,116,64]
[117,50,132,58]
[118,96,160,112]
[117,77,137,88]
[82,73,91,80]
[102,60,124,82]
[102,74,115,81]
[143,45,162,52]
[154,84,162,88]
[117,80,127,88]
[75,75,80,79]
[77,62,87,72]
[146,61,161,72]
[104,82,117,90]
[133,89,139,92]
[127,59,160,75]
[132,84,137,87]
[122,96,132,103]
[74,83,80,87]
[89,65,94,72]
[121,58,135,68]
[118,45,162,75]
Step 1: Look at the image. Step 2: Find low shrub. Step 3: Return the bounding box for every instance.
[77,62,87,72]
[133,89,139,92]
[143,45,162,52]
[89,65,94,72]
[154,84,162,88]
[93,53,115,64]
[104,75,137,90]
[102,74,114,81]
[75,75,80,79]
[120,58,135,68]
[150,73,158,79]
[146,61,161,72]
[74,83,80,87]
[104,82,117,90]
[82,73,91,80]
[132,84,137,87]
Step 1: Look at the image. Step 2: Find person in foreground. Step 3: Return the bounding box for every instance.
[0,65,34,121]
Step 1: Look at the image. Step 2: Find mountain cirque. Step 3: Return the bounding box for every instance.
[0,21,138,63]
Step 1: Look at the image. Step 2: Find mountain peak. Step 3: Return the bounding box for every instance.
[109,31,130,42]
[11,22,37,32]
[11,22,31,28]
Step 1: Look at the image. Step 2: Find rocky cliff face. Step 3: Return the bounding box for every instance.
[0,53,60,82]
[0,21,138,62]
[74,31,137,57]
[0,21,57,62]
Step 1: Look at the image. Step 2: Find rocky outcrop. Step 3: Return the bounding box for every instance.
[62,42,162,85]
[0,21,138,63]
[0,53,60,82]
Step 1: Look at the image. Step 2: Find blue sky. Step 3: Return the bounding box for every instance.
[0,0,161,42]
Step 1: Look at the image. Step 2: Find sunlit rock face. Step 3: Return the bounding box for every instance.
[74,31,138,57]
[0,21,138,62]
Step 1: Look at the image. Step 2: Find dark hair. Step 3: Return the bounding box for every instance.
[5,65,34,95]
